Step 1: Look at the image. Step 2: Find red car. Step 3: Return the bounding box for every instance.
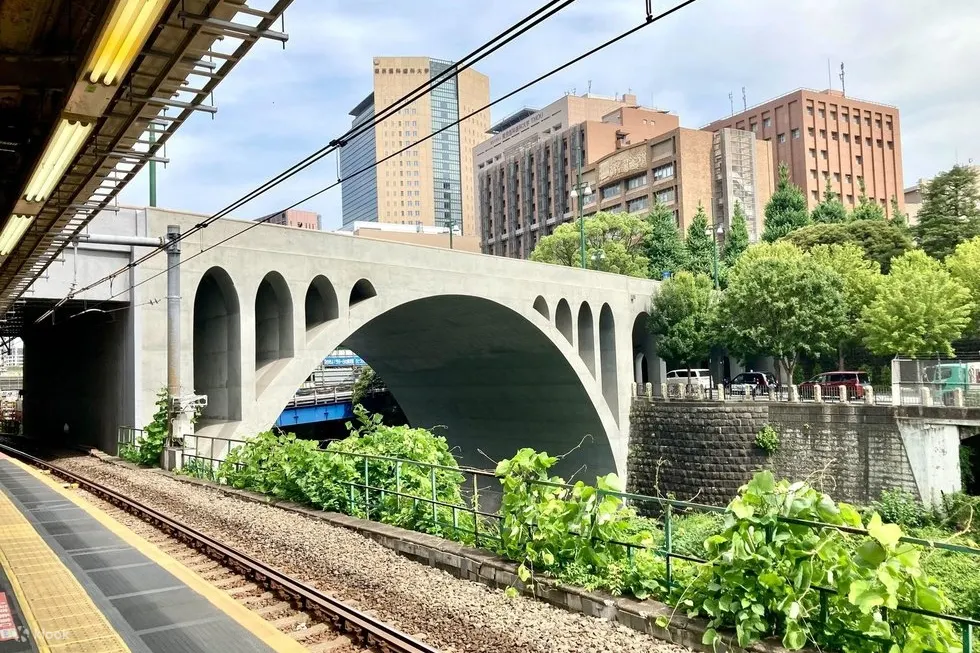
[800,371,871,400]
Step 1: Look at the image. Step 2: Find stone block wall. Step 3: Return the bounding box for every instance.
[627,398,972,507]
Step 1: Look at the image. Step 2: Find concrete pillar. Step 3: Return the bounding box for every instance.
[953,389,965,408]
[645,383,653,399]
[921,386,933,407]
[631,382,638,398]
[788,385,800,403]
[839,385,848,403]
[891,357,902,407]
[660,383,669,401]
[768,388,776,402]
[693,384,704,401]
[814,385,823,403]
[717,384,726,402]
[864,386,875,405]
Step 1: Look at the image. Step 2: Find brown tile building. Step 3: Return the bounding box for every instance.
[339,57,490,236]
[703,88,904,217]
[255,208,321,230]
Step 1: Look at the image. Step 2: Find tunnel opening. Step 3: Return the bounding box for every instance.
[555,299,572,344]
[328,295,617,480]
[305,275,339,332]
[577,302,595,377]
[599,303,618,420]
[349,279,377,307]
[194,267,242,423]
[255,271,294,366]
[21,299,134,453]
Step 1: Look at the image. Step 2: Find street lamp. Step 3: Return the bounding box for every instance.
[569,182,593,269]
[704,222,725,290]
[590,249,606,270]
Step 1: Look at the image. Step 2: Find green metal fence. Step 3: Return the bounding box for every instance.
[155,431,980,651]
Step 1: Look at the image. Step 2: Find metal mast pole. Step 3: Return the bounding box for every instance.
[166,225,181,445]
[578,153,585,268]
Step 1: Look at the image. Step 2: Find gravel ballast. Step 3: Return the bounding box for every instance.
[54,454,689,653]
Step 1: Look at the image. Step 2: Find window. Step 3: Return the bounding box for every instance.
[626,173,647,190]
[865,137,872,146]
[823,171,830,180]
[792,128,800,139]
[763,117,772,128]
[842,112,849,121]
[865,116,871,127]
[778,133,786,143]
[832,132,839,141]
[887,141,894,150]
[820,149,828,160]
[853,114,860,124]
[845,174,852,184]
[843,134,850,143]
[807,106,814,116]
[652,162,675,180]
[601,184,621,200]
[808,127,815,137]
[809,148,816,158]
[833,172,841,182]
[819,129,826,138]
[846,194,854,203]
[856,155,863,165]
[749,122,758,132]
[655,187,675,204]
[830,110,837,120]
[875,119,882,129]
[812,190,819,200]
[819,108,826,118]
[876,138,883,147]
[810,169,818,180]
[627,196,649,213]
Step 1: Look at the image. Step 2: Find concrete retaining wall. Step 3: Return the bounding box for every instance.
[628,398,977,506]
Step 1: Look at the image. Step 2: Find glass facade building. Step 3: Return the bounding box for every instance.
[429,59,463,233]
[339,96,378,229]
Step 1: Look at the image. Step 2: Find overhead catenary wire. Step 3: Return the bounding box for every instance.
[58,0,699,317]
[47,0,578,314]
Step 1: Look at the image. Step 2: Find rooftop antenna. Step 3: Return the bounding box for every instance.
[587,79,592,93]
[742,86,747,111]
[839,62,846,96]
[827,58,832,89]
[728,92,734,116]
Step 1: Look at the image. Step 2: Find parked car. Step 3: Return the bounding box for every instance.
[799,371,871,400]
[726,371,779,397]
[665,369,713,389]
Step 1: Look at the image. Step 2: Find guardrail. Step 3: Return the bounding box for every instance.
[116,429,980,652]
[654,381,979,408]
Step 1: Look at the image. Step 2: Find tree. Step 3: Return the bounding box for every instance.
[648,272,716,375]
[762,162,810,242]
[530,211,652,277]
[914,165,980,260]
[685,203,716,279]
[811,178,849,224]
[851,178,886,222]
[722,201,750,268]
[946,236,980,336]
[809,243,883,368]
[784,220,912,274]
[644,202,687,280]
[860,250,974,358]
[717,243,848,382]
[890,195,909,230]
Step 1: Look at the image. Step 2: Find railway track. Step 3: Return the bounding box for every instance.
[0,442,439,653]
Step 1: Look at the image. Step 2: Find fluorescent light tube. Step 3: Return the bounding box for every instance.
[88,0,169,86]
[23,120,93,203]
[0,215,34,256]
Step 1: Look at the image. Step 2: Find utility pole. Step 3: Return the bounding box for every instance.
[839,62,846,96]
[443,216,454,250]
[165,225,181,457]
[729,92,734,116]
[149,123,157,207]
[742,87,747,111]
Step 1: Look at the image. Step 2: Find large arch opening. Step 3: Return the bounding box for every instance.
[577,302,595,377]
[555,299,573,344]
[305,275,339,333]
[599,303,618,419]
[339,295,616,479]
[194,267,242,422]
[255,271,294,367]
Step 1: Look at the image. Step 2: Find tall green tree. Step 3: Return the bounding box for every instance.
[810,243,883,369]
[811,178,849,224]
[784,220,913,274]
[762,162,811,242]
[530,211,652,277]
[946,236,980,336]
[914,165,980,260]
[851,178,886,222]
[722,201,750,267]
[860,250,974,357]
[890,195,909,230]
[644,201,687,280]
[685,203,716,279]
[717,243,848,382]
[648,272,716,376]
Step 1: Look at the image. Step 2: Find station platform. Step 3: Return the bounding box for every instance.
[0,454,306,652]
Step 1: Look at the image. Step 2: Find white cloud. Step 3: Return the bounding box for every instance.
[118,0,980,228]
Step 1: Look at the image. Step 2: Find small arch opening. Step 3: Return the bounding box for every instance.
[193,267,242,422]
[305,275,339,331]
[533,295,550,320]
[255,271,294,366]
[599,303,618,418]
[350,279,377,307]
[555,298,573,344]
[578,302,595,377]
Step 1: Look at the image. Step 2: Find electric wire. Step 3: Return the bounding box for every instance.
[54,0,699,318]
[50,0,578,312]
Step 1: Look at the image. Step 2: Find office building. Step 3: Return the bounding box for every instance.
[256,208,321,230]
[344,221,481,253]
[703,88,904,217]
[339,56,491,236]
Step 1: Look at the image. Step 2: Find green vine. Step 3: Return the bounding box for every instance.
[755,424,780,455]
[119,388,170,467]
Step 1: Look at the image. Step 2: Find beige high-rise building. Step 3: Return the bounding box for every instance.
[339,57,490,237]
[703,88,904,217]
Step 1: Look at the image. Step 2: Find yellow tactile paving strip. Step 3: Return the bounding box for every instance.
[0,482,130,653]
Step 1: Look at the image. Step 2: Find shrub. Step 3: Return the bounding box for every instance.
[119,389,169,467]
[755,424,780,455]
[872,488,928,529]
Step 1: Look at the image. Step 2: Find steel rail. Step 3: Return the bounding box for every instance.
[0,442,439,653]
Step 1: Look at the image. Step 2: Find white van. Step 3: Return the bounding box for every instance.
[665,369,713,389]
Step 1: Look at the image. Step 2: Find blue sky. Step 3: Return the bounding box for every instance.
[117,0,980,230]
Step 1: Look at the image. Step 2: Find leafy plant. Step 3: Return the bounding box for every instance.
[755,425,780,455]
[119,388,169,467]
[872,489,927,529]
[686,471,958,652]
[177,456,218,482]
